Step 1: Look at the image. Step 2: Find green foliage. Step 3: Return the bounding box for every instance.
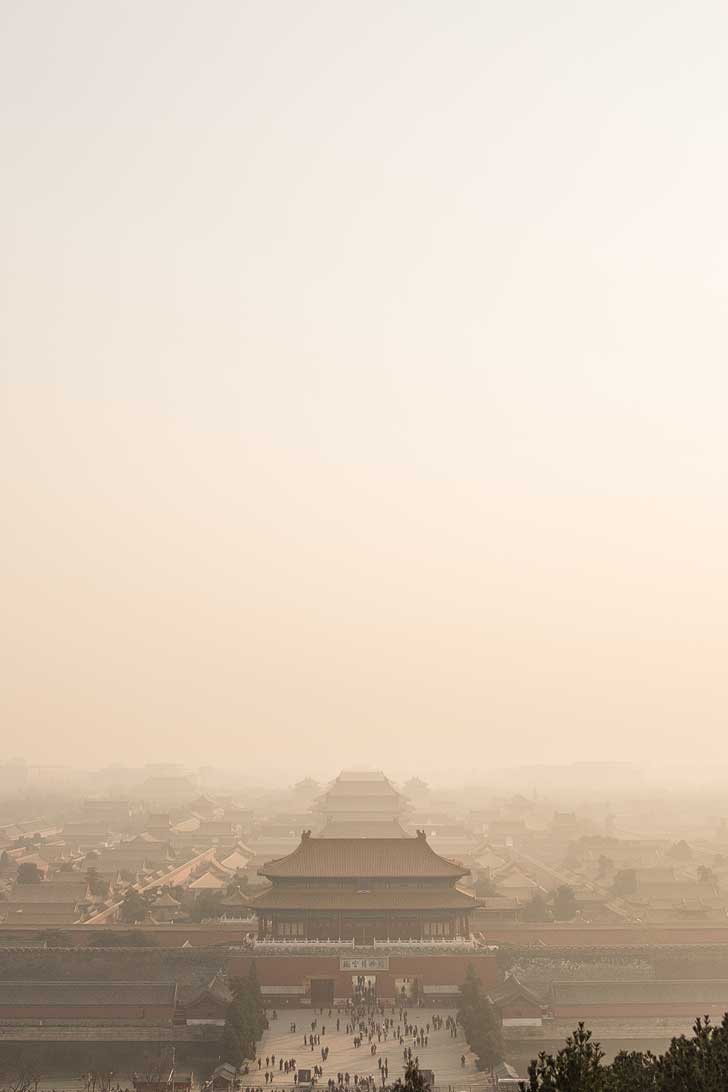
[220,1022,243,1068]
[551,884,577,921]
[118,890,148,924]
[521,893,553,922]
[85,868,109,897]
[224,962,268,1062]
[605,1050,657,1091]
[522,1015,728,1091]
[16,862,41,884]
[524,1022,606,1091]
[457,964,503,1072]
[552,886,580,921]
[227,871,251,895]
[190,891,223,922]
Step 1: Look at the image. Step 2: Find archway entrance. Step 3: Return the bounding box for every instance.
[352,974,377,1004]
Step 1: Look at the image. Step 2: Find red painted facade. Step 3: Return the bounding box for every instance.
[228,950,497,1003]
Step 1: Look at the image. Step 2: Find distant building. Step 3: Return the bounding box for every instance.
[315,770,411,838]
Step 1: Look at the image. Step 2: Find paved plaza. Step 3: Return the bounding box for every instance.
[254,1008,494,1092]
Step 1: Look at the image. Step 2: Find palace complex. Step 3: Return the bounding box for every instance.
[251,829,476,943]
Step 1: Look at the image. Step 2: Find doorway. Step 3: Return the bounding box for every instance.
[310,978,335,1007]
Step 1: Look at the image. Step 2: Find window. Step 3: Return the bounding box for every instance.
[278,921,305,937]
[423,920,450,937]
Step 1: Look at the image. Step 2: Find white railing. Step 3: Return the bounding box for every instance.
[252,936,479,951]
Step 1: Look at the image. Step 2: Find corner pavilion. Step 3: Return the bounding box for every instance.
[252,830,476,943]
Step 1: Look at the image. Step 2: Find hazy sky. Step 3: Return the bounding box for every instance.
[2,1,728,781]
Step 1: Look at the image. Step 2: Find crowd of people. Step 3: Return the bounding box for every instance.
[239,999,470,1092]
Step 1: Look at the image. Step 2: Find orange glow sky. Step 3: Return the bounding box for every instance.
[2,2,728,778]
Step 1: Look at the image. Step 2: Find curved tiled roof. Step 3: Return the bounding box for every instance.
[552,980,728,1004]
[0,981,176,1006]
[260,833,466,879]
[251,885,476,911]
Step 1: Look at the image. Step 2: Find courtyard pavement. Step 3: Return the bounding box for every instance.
[253,1008,494,1092]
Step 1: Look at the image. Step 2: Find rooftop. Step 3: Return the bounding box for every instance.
[260,832,466,880]
[0,982,177,1006]
[251,886,477,912]
[552,980,728,1004]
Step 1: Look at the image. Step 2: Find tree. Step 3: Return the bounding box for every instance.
[605,1049,656,1091]
[522,1015,728,1091]
[522,893,552,922]
[552,884,577,921]
[0,1064,44,1092]
[191,890,223,922]
[524,1022,606,1091]
[118,890,147,924]
[225,962,268,1062]
[244,960,267,1036]
[220,1023,243,1068]
[457,964,503,1073]
[16,862,41,884]
[227,871,250,895]
[612,869,637,897]
[85,868,109,897]
[81,1070,115,1092]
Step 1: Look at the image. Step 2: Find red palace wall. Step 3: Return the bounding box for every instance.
[228,951,498,1003]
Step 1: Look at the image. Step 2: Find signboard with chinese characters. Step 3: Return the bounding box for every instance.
[340,956,390,971]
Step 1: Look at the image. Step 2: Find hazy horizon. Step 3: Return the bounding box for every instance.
[3,1,728,777]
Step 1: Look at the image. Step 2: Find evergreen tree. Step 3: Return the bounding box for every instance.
[522,1015,728,1091]
[521,893,552,923]
[220,1023,243,1068]
[16,862,41,884]
[551,884,577,921]
[457,964,503,1073]
[119,890,148,923]
[524,1023,606,1091]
